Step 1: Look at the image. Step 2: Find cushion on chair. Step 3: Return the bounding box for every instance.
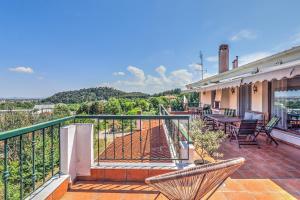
[244,112,253,120]
[252,113,263,120]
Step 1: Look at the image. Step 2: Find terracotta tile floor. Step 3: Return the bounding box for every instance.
[61,136,300,200]
[97,120,172,163]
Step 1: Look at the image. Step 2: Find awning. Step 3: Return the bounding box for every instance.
[200,78,242,91]
[181,88,201,94]
[242,60,300,84]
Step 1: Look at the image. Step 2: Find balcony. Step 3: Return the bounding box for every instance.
[0,110,299,200]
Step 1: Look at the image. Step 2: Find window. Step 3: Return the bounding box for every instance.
[272,76,300,134]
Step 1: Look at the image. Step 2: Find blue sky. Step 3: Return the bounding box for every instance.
[1,0,300,98]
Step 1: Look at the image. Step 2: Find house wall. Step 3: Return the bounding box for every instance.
[200,91,212,106]
[220,88,230,108]
[229,87,238,110]
[251,82,263,112]
[215,89,222,101]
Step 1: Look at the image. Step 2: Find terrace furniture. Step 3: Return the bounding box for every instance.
[224,108,236,117]
[255,116,281,146]
[206,114,241,134]
[229,120,259,148]
[202,109,214,130]
[145,157,245,200]
[244,111,265,132]
[215,108,237,131]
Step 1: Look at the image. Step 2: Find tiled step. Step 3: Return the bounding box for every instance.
[76,167,176,182]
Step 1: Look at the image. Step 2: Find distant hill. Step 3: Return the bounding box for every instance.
[42,87,150,104]
[152,88,181,97]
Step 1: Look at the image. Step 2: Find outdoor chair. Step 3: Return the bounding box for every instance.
[224,108,236,117]
[216,108,237,131]
[202,108,214,130]
[229,120,259,148]
[145,157,245,200]
[244,111,265,133]
[255,116,280,146]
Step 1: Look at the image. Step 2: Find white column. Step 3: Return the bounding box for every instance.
[60,123,94,182]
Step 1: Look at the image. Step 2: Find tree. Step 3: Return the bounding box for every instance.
[190,119,226,164]
[105,98,121,114]
[53,103,71,117]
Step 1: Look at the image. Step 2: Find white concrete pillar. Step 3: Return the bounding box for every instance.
[60,123,94,182]
[180,141,195,164]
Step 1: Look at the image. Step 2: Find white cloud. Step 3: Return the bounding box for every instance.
[230,29,257,42]
[239,52,272,65]
[206,56,218,62]
[104,64,214,94]
[9,66,34,74]
[113,71,125,76]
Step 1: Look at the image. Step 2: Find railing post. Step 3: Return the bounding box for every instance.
[104,119,107,159]
[3,139,9,200]
[58,123,61,177]
[51,126,54,176]
[130,119,133,159]
[122,119,124,159]
[42,128,45,183]
[113,119,116,160]
[97,118,100,166]
[32,131,36,191]
[19,135,23,199]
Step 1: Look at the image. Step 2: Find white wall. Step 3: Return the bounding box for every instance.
[60,123,94,182]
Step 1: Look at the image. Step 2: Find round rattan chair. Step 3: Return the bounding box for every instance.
[145,157,245,200]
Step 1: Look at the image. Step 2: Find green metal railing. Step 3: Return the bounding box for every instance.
[0,114,190,200]
[160,105,192,144]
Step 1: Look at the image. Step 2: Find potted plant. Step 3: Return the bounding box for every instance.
[190,118,226,165]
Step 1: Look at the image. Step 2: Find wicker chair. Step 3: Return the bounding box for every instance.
[145,157,245,200]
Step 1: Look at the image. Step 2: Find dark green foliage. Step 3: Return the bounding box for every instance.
[0,101,35,110]
[152,88,181,97]
[42,87,149,104]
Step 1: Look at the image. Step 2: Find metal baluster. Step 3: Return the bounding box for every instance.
[3,139,9,200]
[130,119,133,159]
[158,119,161,148]
[113,119,115,160]
[122,119,124,159]
[177,120,181,159]
[32,131,36,191]
[58,124,61,177]
[139,119,142,159]
[187,119,190,160]
[51,126,54,176]
[42,128,45,183]
[19,135,23,199]
[149,119,151,160]
[97,118,100,165]
[104,119,107,159]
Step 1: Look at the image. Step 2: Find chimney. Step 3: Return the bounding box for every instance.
[232,56,239,69]
[219,44,229,73]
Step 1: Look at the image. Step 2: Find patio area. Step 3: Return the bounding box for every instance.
[61,136,300,200]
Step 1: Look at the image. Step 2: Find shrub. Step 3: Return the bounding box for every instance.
[190,119,226,163]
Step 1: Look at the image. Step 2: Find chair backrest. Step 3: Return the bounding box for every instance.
[224,108,236,117]
[265,116,280,132]
[145,157,245,200]
[203,108,212,115]
[244,111,265,127]
[238,120,258,135]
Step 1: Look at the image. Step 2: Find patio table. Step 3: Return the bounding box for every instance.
[206,114,241,134]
